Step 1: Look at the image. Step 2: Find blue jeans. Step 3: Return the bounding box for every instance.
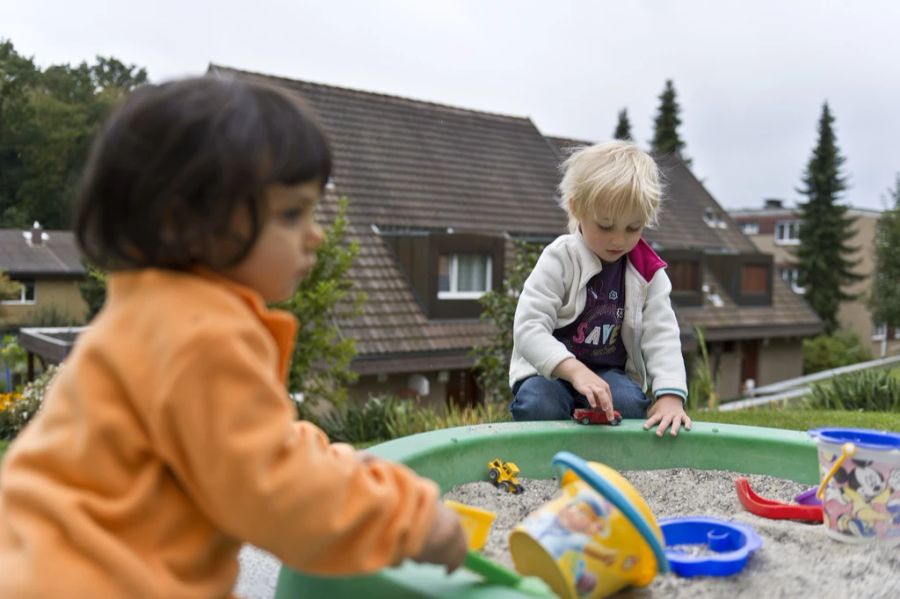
[510,368,651,421]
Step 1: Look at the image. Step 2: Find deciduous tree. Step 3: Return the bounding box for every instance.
[0,39,146,228]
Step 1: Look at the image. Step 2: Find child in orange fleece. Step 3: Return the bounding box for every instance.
[0,77,466,597]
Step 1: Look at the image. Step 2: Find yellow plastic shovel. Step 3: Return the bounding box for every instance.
[444,500,497,551]
[444,500,551,596]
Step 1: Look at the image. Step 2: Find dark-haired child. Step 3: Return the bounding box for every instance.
[0,77,466,597]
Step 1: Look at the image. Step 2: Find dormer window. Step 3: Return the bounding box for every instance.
[381,229,504,319]
[775,220,801,245]
[740,222,759,235]
[706,252,773,307]
[703,208,728,229]
[438,254,492,299]
[741,265,769,295]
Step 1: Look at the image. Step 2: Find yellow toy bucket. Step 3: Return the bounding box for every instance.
[509,452,668,599]
[445,500,497,551]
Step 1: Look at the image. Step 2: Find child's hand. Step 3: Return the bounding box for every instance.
[643,395,692,437]
[556,359,616,422]
[412,501,467,573]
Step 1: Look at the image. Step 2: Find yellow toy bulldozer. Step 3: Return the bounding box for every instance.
[487,458,524,494]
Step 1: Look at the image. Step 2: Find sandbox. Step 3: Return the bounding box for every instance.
[274,420,833,598]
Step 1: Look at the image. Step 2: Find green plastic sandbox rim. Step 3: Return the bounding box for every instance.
[275,420,818,599]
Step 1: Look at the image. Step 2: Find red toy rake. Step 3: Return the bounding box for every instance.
[734,477,823,522]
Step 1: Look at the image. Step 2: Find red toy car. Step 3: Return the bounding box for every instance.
[573,408,623,426]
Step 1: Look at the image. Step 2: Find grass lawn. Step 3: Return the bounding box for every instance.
[694,408,900,432]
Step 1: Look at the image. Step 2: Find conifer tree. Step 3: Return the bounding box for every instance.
[794,102,862,334]
[613,108,632,140]
[868,176,900,335]
[650,80,691,165]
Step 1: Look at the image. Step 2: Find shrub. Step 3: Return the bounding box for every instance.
[472,240,543,404]
[687,327,718,408]
[0,365,59,439]
[79,264,108,321]
[279,197,364,413]
[807,369,900,412]
[26,305,83,327]
[803,330,873,374]
[314,395,513,444]
[1,335,27,391]
[385,400,511,439]
[314,396,396,443]
[0,392,21,413]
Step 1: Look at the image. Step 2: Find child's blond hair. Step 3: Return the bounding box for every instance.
[558,141,661,234]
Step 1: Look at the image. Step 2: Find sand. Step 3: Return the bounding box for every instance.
[444,469,900,598]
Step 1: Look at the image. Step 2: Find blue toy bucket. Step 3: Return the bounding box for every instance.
[808,428,900,545]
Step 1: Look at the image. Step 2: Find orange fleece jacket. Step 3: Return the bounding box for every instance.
[0,269,438,598]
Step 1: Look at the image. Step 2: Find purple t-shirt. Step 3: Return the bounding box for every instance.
[552,258,627,369]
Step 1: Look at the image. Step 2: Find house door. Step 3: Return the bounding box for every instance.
[446,369,480,409]
[740,340,759,389]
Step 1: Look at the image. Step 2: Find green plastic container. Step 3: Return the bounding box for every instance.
[275,420,818,598]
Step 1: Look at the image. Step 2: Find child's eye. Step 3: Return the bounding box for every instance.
[626,226,642,233]
[596,223,613,231]
[279,208,306,223]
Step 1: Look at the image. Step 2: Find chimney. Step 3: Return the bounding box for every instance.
[25,221,47,247]
[763,198,784,210]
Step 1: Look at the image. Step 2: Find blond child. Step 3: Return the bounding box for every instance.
[509,141,691,436]
[0,77,466,597]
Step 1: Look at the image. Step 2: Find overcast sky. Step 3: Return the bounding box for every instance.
[4,0,899,211]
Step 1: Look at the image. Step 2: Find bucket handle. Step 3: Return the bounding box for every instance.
[551,451,669,574]
[815,442,856,500]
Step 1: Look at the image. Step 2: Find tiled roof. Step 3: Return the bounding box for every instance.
[212,66,567,236]
[213,67,820,371]
[0,229,85,277]
[211,66,575,370]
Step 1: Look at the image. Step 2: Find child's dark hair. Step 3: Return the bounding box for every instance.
[75,76,332,270]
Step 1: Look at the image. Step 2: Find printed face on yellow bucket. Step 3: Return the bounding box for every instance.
[556,499,609,537]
